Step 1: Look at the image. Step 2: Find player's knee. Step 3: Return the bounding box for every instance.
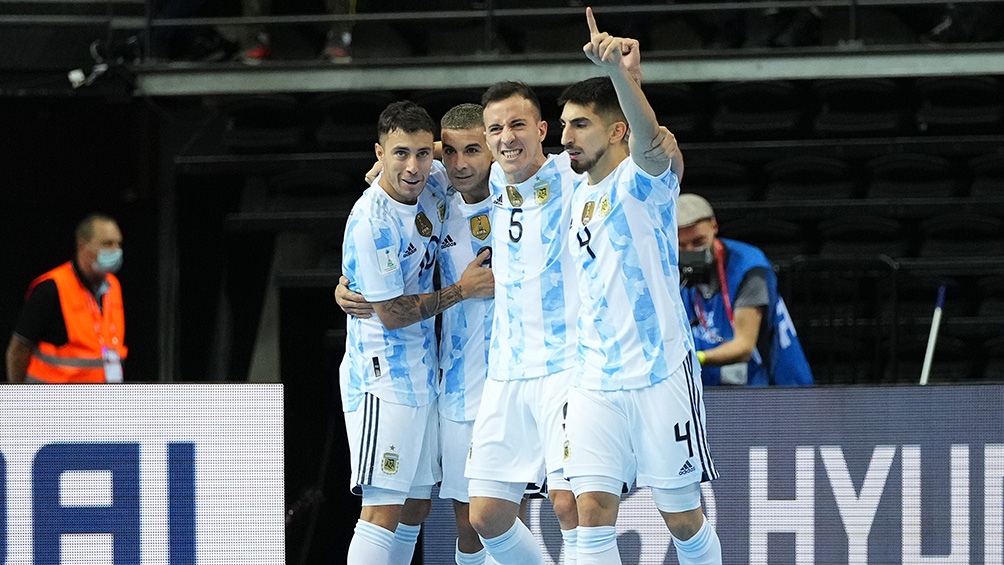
[467,500,507,538]
[574,491,619,526]
[400,497,432,525]
[548,489,578,525]
[662,508,705,541]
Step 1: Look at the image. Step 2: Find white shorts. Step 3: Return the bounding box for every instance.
[564,354,717,490]
[465,370,571,483]
[345,393,440,495]
[438,417,474,503]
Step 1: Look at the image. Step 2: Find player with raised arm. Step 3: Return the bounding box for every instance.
[559,8,721,564]
[340,100,494,565]
[464,24,680,564]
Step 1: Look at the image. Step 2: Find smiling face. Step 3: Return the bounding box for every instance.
[442,126,493,202]
[483,94,548,184]
[375,128,435,204]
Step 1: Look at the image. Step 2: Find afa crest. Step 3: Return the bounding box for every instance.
[381,451,400,475]
[505,185,524,207]
[563,439,571,461]
[470,214,491,240]
[598,195,612,218]
[438,202,447,222]
[534,180,550,205]
[415,212,434,238]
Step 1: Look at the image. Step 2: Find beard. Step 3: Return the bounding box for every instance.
[568,145,605,175]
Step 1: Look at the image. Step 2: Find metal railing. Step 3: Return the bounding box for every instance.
[3,0,1003,64]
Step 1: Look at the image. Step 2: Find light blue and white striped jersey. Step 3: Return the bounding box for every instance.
[339,165,449,411]
[568,158,693,391]
[488,152,582,381]
[437,189,494,422]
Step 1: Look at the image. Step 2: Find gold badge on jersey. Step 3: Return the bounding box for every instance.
[381,451,399,475]
[534,180,550,205]
[581,201,595,225]
[598,195,612,218]
[563,439,571,461]
[470,214,491,240]
[506,185,524,207]
[415,212,434,238]
[438,201,447,222]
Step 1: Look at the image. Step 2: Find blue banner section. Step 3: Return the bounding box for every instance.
[33,443,142,564]
[424,384,1004,564]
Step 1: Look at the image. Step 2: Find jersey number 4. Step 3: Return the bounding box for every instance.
[674,421,694,458]
[577,227,596,259]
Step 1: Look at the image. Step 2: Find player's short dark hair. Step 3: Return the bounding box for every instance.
[481,81,542,121]
[441,103,484,131]
[558,76,626,126]
[75,213,117,243]
[377,100,436,142]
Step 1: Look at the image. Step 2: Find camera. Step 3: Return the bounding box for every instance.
[679,248,713,287]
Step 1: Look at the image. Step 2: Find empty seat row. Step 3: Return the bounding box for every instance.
[684,152,1004,201]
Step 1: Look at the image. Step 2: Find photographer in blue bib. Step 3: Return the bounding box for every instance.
[677,194,813,386]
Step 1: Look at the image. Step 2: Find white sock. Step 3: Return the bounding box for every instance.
[480,519,544,565]
[388,522,421,565]
[346,519,394,565]
[673,517,722,565]
[576,525,620,565]
[456,540,487,565]
[561,527,578,565]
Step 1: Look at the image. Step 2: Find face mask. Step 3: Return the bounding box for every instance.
[93,249,123,274]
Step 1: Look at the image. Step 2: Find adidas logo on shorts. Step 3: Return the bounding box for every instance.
[678,460,696,476]
[403,243,418,257]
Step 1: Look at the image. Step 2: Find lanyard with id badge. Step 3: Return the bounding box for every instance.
[89,290,123,384]
[693,241,749,385]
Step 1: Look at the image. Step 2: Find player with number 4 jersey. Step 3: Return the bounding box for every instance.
[559,8,723,565]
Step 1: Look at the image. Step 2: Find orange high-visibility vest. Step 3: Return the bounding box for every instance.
[25,262,127,384]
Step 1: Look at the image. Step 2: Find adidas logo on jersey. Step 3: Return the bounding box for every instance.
[678,460,696,476]
[403,243,418,258]
[492,194,503,207]
[442,235,457,249]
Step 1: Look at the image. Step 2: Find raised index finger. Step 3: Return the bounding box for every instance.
[586,6,599,36]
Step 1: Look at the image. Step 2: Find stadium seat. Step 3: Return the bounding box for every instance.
[917,213,1004,257]
[710,81,807,140]
[763,155,859,200]
[915,76,1004,134]
[312,91,398,151]
[679,160,759,203]
[967,153,1004,198]
[817,215,912,258]
[894,334,976,383]
[976,275,1004,317]
[646,83,708,142]
[719,217,810,262]
[220,95,307,151]
[865,153,959,198]
[811,78,907,137]
[982,336,1004,380]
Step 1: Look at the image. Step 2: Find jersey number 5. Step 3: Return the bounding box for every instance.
[509,208,523,242]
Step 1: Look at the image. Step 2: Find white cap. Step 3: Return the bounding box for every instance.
[677,193,715,228]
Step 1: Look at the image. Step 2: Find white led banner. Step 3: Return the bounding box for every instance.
[0,384,284,564]
[424,384,1004,564]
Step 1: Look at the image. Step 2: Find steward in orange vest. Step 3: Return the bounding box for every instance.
[6,214,127,383]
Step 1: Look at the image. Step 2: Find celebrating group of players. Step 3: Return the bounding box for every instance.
[334,8,723,565]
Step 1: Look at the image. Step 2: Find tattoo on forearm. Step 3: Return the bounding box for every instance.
[382,284,464,326]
